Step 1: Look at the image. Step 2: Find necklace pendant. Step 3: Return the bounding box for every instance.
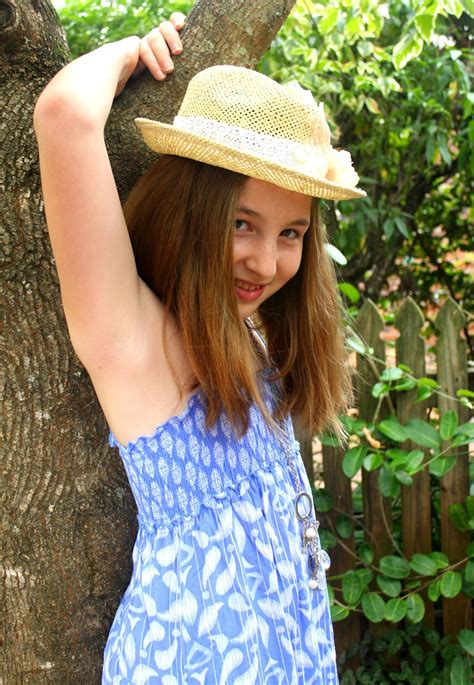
[309,578,318,590]
[304,523,319,540]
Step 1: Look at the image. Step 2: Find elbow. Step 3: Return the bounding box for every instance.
[34,89,97,140]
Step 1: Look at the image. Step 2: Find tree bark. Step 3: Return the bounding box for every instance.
[1,0,295,681]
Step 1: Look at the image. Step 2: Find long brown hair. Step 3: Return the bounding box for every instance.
[124,155,352,436]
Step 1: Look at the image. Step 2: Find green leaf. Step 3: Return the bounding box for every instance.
[406,593,425,623]
[404,419,441,449]
[362,592,385,622]
[342,445,368,478]
[313,489,333,513]
[466,496,474,518]
[430,551,450,569]
[380,367,404,382]
[460,0,474,16]
[454,422,474,439]
[394,376,417,391]
[377,575,402,597]
[457,389,474,398]
[394,470,413,486]
[416,385,434,403]
[450,503,470,531]
[330,604,350,622]
[450,654,472,685]
[467,542,474,558]
[458,628,474,656]
[320,433,342,447]
[393,32,423,70]
[383,218,395,240]
[366,97,381,114]
[465,560,474,583]
[418,377,439,389]
[440,410,459,440]
[319,529,338,550]
[359,542,374,565]
[347,335,369,355]
[440,571,462,598]
[438,134,452,164]
[372,382,389,398]
[410,554,438,576]
[405,450,426,474]
[338,282,360,303]
[443,0,465,19]
[428,579,441,602]
[415,13,435,43]
[319,6,339,34]
[380,556,411,579]
[384,597,408,622]
[336,514,354,539]
[325,243,347,265]
[409,643,425,662]
[378,419,408,442]
[378,466,400,497]
[394,216,410,238]
[429,455,456,477]
[363,451,383,472]
[356,568,373,589]
[342,570,365,605]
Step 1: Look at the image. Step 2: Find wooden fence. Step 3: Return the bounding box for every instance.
[300,296,472,655]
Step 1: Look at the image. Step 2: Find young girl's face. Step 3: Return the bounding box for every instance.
[233,178,312,318]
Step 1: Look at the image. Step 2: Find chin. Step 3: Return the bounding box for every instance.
[238,305,257,320]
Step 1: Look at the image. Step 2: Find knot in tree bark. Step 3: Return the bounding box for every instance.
[0,0,17,31]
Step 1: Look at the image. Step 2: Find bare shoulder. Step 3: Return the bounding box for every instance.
[84,279,194,446]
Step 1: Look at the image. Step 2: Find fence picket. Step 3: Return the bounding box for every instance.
[395,297,434,627]
[435,298,472,636]
[355,300,393,562]
[323,444,361,653]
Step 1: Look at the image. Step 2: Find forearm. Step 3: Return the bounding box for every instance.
[34,36,140,133]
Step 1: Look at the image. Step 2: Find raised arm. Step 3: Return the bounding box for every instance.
[33,16,185,368]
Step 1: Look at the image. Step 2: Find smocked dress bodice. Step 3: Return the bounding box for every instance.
[102,389,338,684]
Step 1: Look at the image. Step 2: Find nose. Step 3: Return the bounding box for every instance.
[245,238,277,280]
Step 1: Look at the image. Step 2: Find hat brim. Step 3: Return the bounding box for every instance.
[135,118,366,201]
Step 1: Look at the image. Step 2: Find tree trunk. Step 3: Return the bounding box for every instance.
[1,0,295,681]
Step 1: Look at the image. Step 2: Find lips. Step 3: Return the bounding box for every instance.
[234,279,266,302]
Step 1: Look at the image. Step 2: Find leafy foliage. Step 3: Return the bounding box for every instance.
[338,623,473,684]
[55,0,192,58]
[315,339,473,679]
[259,0,473,309]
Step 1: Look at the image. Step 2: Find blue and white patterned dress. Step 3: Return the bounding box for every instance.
[103,387,338,684]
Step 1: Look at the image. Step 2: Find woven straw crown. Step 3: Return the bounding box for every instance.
[136,65,365,201]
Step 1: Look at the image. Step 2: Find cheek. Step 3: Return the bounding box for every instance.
[232,241,245,267]
[280,250,303,284]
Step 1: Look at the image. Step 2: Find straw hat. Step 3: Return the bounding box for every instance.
[136,65,365,201]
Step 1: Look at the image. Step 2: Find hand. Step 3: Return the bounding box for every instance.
[136,13,186,81]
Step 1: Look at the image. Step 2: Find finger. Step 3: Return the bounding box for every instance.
[158,20,183,55]
[170,12,186,30]
[147,26,176,72]
[139,35,167,80]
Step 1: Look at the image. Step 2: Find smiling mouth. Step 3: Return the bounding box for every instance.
[234,280,266,302]
[235,280,263,291]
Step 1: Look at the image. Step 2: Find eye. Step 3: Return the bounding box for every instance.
[280,228,301,239]
[235,219,249,231]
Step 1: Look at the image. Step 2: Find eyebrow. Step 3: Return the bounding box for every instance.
[236,206,310,227]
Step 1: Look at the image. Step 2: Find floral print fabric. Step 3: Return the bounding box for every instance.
[103,391,338,684]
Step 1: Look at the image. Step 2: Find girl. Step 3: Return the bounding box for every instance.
[34,13,364,684]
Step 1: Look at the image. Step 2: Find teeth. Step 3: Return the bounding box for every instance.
[236,281,261,292]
